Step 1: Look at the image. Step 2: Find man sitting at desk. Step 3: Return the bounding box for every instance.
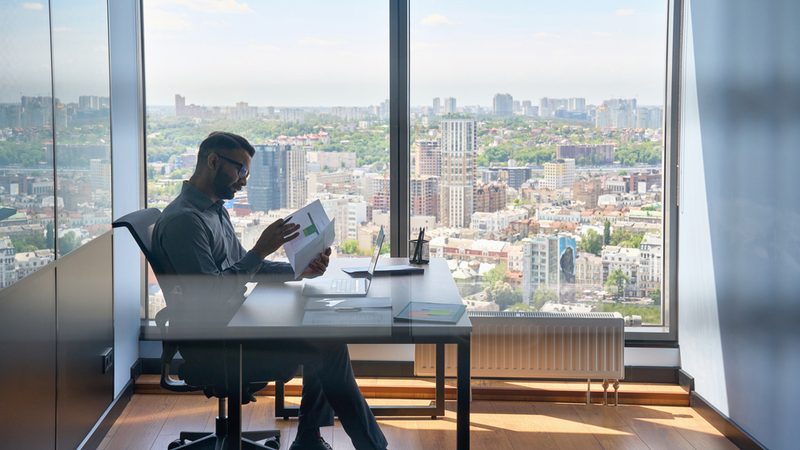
[152,131,387,450]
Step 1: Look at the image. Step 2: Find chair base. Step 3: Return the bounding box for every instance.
[170,430,280,449]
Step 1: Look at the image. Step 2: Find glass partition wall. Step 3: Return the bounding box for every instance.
[0,0,111,289]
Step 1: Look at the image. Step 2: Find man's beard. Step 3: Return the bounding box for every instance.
[212,172,236,200]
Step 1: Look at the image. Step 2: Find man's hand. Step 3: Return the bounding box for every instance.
[302,247,331,278]
[252,217,301,259]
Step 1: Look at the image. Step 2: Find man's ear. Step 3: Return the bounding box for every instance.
[206,152,218,171]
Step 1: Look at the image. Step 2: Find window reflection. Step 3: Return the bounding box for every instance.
[0,2,56,288]
[51,0,112,257]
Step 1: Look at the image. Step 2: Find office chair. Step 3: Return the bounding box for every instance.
[113,208,280,450]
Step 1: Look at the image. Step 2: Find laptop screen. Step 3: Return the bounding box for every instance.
[367,226,385,278]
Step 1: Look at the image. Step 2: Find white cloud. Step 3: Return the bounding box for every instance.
[298,37,342,47]
[421,14,454,27]
[145,9,193,32]
[150,0,252,13]
[592,31,613,38]
[615,8,636,17]
[21,2,44,10]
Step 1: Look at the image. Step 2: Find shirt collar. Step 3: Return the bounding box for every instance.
[181,181,225,212]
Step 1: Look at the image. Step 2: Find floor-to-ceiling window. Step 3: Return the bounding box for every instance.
[140,0,678,336]
[142,0,390,317]
[410,0,671,328]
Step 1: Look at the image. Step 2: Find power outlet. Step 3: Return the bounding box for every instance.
[101,347,114,374]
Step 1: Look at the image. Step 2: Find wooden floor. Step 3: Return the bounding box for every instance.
[99,394,738,450]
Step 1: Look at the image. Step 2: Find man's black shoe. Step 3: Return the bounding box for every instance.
[288,436,333,450]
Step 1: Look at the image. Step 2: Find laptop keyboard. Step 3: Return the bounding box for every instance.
[331,278,360,293]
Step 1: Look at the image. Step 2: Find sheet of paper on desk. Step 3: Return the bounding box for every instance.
[305,297,392,310]
[282,200,335,278]
[302,309,392,326]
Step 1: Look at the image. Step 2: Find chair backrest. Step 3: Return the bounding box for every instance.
[113,208,197,392]
[112,208,165,274]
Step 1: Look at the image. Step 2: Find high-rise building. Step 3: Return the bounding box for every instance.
[432,97,441,116]
[439,119,476,228]
[89,159,111,191]
[557,144,615,165]
[473,182,507,213]
[568,97,586,113]
[601,245,640,297]
[542,158,575,190]
[286,145,307,209]
[414,140,441,177]
[493,93,513,116]
[636,106,664,129]
[596,98,637,129]
[175,94,185,116]
[638,233,662,297]
[410,176,439,220]
[574,178,602,209]
[539,97,568,118]
[443,97,457,114]
[249,144,287,212]
[369,176,390,213]
[0,238,17,289]
[521,235,559,304]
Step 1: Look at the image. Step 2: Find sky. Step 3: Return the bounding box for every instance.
[0,1,110,103]
[1,0,669,108]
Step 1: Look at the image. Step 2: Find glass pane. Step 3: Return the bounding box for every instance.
[51,0,112,257]
[0,2,56,288]
[143,1,389,317]
[411,1,668,325]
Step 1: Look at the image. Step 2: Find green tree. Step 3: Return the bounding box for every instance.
[649,288,661,306]
[578,229,603,256]
[483,263,507,289]
[605,269,629,300]
[58,231,81,255]
[507,302,535,312]
[340,239,359,255]
[603,220,611,245]
[610,229,644,249]
[486,282,520,311]
[532,287,558,310]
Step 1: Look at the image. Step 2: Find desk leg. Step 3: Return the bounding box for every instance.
[226,343,243,450]
[434,343,445,418]
[457,337,470,450]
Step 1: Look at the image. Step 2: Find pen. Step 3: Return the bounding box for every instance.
[334,307,362,312]
[414,227,424,263]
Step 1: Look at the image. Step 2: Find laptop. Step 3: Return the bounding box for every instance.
[301,226,385,297]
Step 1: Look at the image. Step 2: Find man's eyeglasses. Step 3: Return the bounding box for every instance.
[215,153,249,179]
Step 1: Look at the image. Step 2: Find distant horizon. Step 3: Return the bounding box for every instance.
[147,96,665,110]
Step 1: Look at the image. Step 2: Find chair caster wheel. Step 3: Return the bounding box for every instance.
[168,438,187,449]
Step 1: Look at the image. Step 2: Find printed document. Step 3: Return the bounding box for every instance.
[283,200,335,278]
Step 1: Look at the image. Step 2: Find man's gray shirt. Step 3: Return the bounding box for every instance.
[152,181,293,323]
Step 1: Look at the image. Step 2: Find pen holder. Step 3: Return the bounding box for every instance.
[408,239,430,264]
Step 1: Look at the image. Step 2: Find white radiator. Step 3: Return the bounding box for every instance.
[415,312,624,380]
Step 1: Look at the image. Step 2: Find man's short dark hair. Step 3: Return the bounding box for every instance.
[198,131,255,159]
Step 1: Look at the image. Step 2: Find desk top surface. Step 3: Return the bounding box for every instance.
[226,257,471,341]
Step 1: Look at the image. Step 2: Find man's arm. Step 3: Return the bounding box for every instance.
[157,213,258,310]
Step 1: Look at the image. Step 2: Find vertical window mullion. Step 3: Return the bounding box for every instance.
[390,0,410,257]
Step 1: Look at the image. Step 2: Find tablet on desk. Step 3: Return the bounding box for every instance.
[342,264,424,277]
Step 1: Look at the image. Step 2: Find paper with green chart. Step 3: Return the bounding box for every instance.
[282,199,335,278]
